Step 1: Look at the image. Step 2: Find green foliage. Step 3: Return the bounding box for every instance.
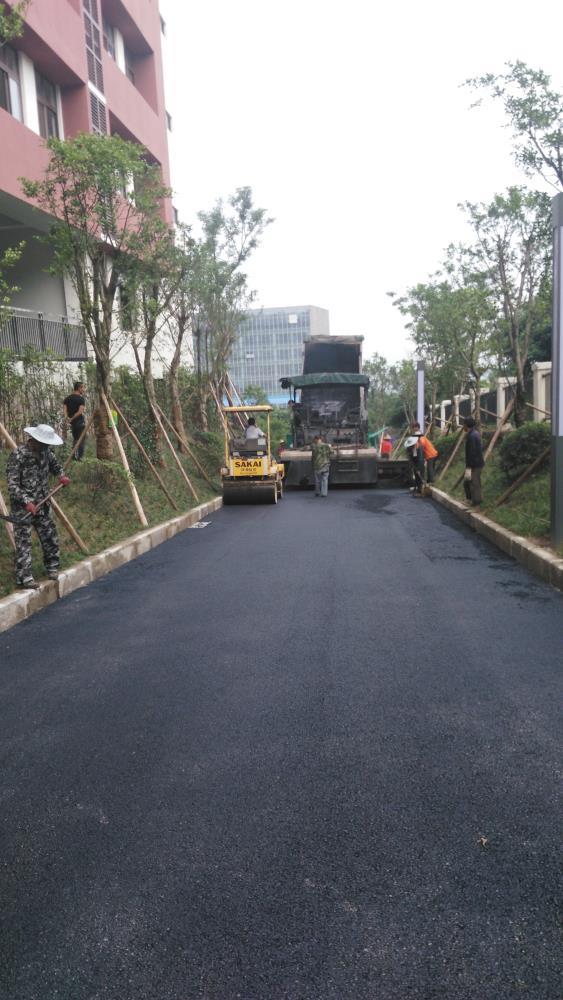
[269,406,291,446]
[196,188,272,386]
[243,383,269,405]
[0,347,86,439]
[0,0,30,43]
[498,421,550,481]
[75,457,129,494]
[22,134,172,403]
[466,62,563,190]
[0,242,25,319]
[434,431,462,465]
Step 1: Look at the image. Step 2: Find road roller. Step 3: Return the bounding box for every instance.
[221,405,284,505]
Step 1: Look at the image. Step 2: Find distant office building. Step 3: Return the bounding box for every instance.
[229,305,330,403]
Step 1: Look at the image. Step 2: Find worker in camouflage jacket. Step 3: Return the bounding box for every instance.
[6,424,70,589]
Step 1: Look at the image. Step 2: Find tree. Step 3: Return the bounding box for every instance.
[363,353,397,428]
[466,62,563,190]
[242,383,268,405]
[0,241,25,322]
[461,187,552,424]
[0,1,30,45]
[126,232,183,463]
[164,226,200,452]
[195,187,272,422]
[388,359,417,426]
[23,134,172,458]
[389,282,468,423]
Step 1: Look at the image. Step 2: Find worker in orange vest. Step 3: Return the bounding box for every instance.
[380,432,393,459]
[411,422,438,483]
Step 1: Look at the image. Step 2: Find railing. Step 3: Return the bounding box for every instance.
[0,307,88,361]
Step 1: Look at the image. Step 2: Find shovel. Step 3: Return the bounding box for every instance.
[0,482,66,525]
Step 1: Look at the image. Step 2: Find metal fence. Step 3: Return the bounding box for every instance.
[0,308,88,361]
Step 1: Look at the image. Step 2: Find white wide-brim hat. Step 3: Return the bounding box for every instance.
[25,424,63,446]
[404,436,418,449]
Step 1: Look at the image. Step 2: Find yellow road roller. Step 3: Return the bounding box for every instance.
[221,405,284,505]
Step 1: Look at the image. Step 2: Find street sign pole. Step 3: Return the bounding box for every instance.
[552,194,563,546]
[416,361,425,429]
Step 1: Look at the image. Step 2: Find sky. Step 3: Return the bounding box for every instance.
[159,0,562,364]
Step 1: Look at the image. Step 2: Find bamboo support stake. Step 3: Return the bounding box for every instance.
[50,498,89,553]
[489,447,550,510]
[101,392,148,528]
[110,400,179,512]
[436,428,465,482]
[525,401,551,418]
[390,425,409,460]
[0,486,16,551]
[0,421,88,553]
[63,413,96,471]
[155,404,219,492]
[483,397,514,462]
[149,403,199,503]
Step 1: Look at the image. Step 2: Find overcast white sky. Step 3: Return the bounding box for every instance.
[160,0,562,363]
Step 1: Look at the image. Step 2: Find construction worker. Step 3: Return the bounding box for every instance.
[411,422,438,483]
[245,417,265,440]
[63,380,87,460]
[380,432,393,459]
[6,424,70,589]
[311,433,332,496]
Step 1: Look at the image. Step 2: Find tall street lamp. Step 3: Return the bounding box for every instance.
[552,194,563,546]
[416,361,425,429]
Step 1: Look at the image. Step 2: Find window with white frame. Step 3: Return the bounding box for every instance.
[103,19,116,59]
[36,70,59,139]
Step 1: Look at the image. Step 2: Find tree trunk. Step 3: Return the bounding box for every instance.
[473,379,481,427]
[514,374,527,427]
[169,331,188,454]
[142,331,164,465]
[93,354,114,460]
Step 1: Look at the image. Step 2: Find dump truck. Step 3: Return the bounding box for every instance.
[278,336,380,486]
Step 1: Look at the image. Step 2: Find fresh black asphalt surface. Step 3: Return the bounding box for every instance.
[0,488,561,1000]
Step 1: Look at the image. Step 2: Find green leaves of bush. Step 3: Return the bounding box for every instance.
[498,422,550,481]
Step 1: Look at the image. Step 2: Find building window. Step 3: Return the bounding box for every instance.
[166,111,172,131]
[84,0,104,93]
[0,44,22,121]
[102,18,116,59]
[89,90,107,134]
[36,71,59,139]
[124,47,135,84]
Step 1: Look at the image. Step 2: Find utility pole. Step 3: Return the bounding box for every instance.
[552,194,563,546]
[416,361,425,429]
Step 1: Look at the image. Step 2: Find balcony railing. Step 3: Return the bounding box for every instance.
[0,308,88,361]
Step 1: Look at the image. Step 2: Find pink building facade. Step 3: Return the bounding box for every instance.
[0,0,172,356]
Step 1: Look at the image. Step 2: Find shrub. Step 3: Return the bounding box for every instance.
[434,431,461,464]
[498,422,550,482]
[76,457,129,495]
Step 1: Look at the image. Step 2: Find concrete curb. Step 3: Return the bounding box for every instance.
[0,497,223,634]
[430,487,563,593]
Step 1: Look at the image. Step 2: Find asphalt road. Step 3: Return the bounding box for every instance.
[0,488,561,1000]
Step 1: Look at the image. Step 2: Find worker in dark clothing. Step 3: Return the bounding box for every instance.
[6,424,70,589]
[463,417,485,506]
[63,381,87,460]
[404,435,425,495]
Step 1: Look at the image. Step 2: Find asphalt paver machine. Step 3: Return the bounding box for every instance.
[221,405,284,505]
